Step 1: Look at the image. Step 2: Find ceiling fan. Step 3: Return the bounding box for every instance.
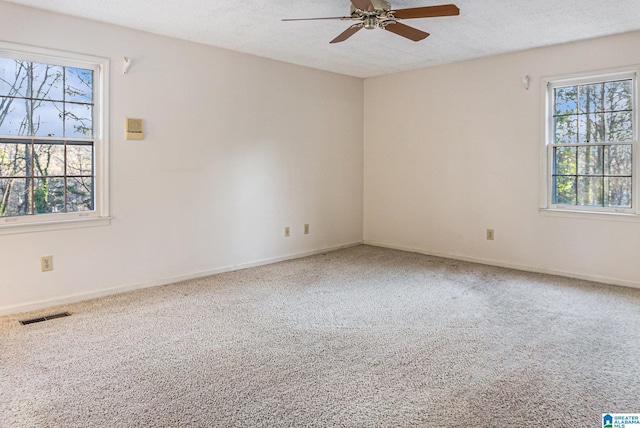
[282,0,460,44]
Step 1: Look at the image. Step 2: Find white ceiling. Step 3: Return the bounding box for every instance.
[5,0,640,78]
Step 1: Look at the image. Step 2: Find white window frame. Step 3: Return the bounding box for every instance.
[540,66,639,218]
[0,42,110,234]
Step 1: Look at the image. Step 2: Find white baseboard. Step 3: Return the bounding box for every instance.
[364,240,640,291]
[8,239,634,317]
[0,241,363,317]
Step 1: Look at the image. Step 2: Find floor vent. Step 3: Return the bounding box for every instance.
[19,312,71,325]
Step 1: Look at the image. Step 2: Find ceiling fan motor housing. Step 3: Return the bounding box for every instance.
[363,16,377,29]
[351,0,391,29]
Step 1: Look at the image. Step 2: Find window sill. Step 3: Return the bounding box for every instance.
[0,216,111,235]
[539,208,640,223]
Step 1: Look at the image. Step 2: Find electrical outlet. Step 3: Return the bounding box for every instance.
[285,226,290,237]
[304,224,309,235]
[41,256,53,272]
[486,229,495,241]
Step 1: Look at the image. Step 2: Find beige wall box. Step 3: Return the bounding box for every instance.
[126,118,144,140]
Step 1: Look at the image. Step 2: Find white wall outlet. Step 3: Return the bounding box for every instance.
[41,256,53,272]
[304,224,309,235]
[486,229,495,241]
[285,226,290,237]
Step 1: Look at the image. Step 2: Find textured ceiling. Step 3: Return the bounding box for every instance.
[5,0,640,78]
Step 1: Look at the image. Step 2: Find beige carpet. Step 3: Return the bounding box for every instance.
[1,245,639,427]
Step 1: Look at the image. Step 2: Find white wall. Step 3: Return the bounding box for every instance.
[364,31,640,288]
[0,3,364,315]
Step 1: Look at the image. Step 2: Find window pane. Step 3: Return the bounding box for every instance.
[553,176,576,205]
[0,177,30,216]
[577,145,603,175]
[65,67,93,103]
[577,177,603,206]
[34,142,65,176]
[0,141,29,177]
[578,113,604,143]
[34,177,64,214]
[67,176,93,212]
[0,59,29,97]
[553,146,576,174]
[32,63,64,101]
[554,86,577,115]
[66,143,93,176]
[604,80,632,112]
[579,83,604,113]
[604,145,632,176]
[32,100,63,137]
[65,103,93,138]
[605,177,632,208]
[554,115,578,144]
[0,97,31,135]
[605,111,633,142]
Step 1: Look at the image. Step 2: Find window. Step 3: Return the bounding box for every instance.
[544,70,637,214]
[0,43,109,232]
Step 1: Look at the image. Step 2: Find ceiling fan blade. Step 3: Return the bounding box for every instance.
[384,22,430,41]
[392,4,460,19]
[282,16,352,21]
[350,0,375,11]
[330,24,364,43]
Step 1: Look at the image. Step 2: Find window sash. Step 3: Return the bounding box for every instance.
[545,70,638,214]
